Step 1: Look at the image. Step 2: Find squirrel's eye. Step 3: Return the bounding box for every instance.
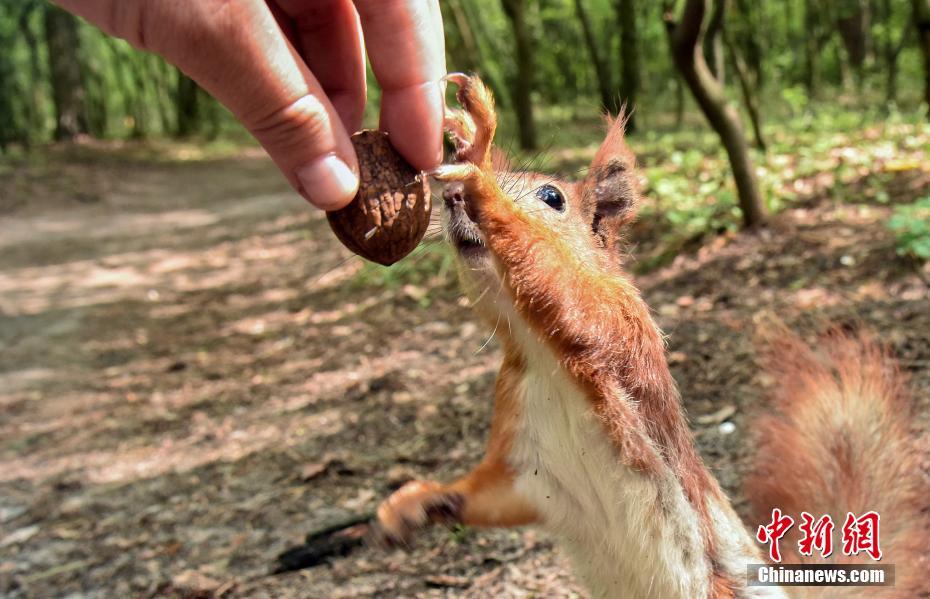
[535,184,565,211]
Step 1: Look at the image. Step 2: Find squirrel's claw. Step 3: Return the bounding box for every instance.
[444,108,476,158]
[372,480,464,549]
[442,72,471,88]
[431,162,481,183]
[443,73,497,170]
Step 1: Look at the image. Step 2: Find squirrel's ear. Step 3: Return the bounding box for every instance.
[581,115,640,247]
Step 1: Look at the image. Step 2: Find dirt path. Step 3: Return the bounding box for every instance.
[1,147,928,598]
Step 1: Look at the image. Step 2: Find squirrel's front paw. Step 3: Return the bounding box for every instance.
[443,73,497,170]
[373,480,464,547]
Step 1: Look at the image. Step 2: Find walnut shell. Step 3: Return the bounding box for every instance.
[326,130,431,266]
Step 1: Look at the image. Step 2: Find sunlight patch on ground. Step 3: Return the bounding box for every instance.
[0,408,347,485]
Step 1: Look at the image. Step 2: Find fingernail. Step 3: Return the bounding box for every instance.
[296,154,359,210]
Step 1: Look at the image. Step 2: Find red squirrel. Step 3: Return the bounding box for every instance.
[373,74,929,598]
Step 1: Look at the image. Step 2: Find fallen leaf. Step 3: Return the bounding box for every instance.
[301,462,329,481]
[425,574,472,589]
[695,404,737,425]
[668,351,688,365]
[0,525,39,547]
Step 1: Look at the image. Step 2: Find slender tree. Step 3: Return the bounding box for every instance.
[914,0,930,113]
[724,35,765,150]
[460,0,512,108]
[176,70,200,137]
[617,0,640,131]
[702,0,726,84]
[17,0,47,143]
[664,0,767,228]
[879,0,912,104]
[732,0,763,87]
[574,0,616,114]
[501,0,538,150]
[0,2,21,150]
[0,43,17,150]
[836,0,871,87]
[803,0,822,96]
[44,4,88,140]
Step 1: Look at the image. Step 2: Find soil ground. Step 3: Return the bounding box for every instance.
[1,143,928,598]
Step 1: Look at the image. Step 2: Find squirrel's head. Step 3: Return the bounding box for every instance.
[440,77,641,321]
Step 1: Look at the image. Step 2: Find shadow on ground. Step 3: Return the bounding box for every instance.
[0,145,927,597]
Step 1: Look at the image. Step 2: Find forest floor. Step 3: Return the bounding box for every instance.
[0,128,928,598]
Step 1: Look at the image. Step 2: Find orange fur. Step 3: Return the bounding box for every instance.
[435,73,733,592]
[379,75,926,599]
[746,329,930,597]
[375,348,538,544]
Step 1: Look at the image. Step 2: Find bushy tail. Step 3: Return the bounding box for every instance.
[745,329,929,596]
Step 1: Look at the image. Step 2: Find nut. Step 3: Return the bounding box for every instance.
[326,130,431,266]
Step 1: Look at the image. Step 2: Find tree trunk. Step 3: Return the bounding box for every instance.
[880,0,910,105]
[501,0,537,150]
[914,0,930,112]
[836,0,869,87]
[44,5,88,140]
[17,2,47,144]
[445,0,480,74]
[574,0,616,113]
[153,57,174,134]
[733,0,762,87]
[617,0,640,131]
[664,0,767,228]
[803,0,822,98]
[0,43,16,151]
[724,34,765,151]
[176,70,200,137]
[206,96,223,140]
[126,52,151,138]
[460,0,512,108]
[835,38,854,90]
[702,0,726,84]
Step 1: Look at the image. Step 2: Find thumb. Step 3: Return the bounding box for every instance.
[56,0,359,210]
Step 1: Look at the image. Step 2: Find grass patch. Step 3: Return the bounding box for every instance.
[888,196,930,262]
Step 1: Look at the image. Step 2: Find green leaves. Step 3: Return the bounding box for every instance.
[887,196,930,261]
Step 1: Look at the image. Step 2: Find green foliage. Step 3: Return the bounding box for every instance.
[449,523,471,543]
[887,196,930,261]
[1,0,927,258]
[0,1,239,147]
[0,0,925,150]
[492,101,927,271]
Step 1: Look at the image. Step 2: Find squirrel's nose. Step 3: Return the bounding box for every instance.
[443,182,467,208]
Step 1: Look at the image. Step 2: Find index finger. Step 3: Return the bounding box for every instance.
[353,0,445,171]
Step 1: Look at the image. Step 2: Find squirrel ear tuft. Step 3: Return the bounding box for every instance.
[582,117,640,247]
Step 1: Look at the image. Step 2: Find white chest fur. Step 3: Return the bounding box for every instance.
[505,331,712,598]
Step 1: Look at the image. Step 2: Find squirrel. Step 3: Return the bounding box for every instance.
[373,74,929,598]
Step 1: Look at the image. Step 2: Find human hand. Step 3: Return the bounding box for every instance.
[54,0,446,210]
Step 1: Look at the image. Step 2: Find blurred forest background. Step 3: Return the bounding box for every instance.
[2,0,930,253]
[1,0,930,597]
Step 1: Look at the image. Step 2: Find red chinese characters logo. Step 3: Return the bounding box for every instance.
[755,510,883,562]
[756,508,794,562]
[798,512,834,558]
[842,511,882,560]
